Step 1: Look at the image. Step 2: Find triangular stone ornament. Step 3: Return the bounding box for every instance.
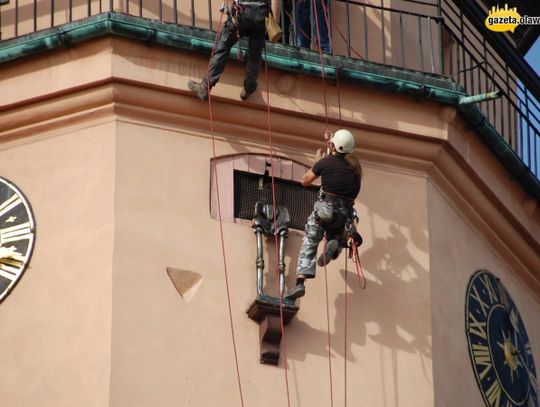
[166,267,203,303]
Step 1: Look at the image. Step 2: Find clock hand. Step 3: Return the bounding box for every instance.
[0,246,24,261]
[509,309,519,331]
[0,246,21,259]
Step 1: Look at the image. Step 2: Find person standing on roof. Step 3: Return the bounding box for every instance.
[188,0,271,101]
[285,129,362,300]
[295,0,331,53]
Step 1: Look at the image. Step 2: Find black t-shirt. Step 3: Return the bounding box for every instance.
[312,155,361,200]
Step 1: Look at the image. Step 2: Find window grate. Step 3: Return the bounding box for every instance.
[233,170,319,231]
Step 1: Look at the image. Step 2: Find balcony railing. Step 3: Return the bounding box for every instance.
[0,0,539,182]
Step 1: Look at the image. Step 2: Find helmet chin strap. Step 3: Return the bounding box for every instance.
[331,144,345,156]
[327,142,337,156]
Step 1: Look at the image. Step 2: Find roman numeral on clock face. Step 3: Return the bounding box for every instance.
[470,285,490,317]
[479,274,499,304]
[0,178,35,304]
[468,311,487,339]
[529,369,539,395]
[472,344,492,380]
[0,266,18,281]
[0,222,32,244]
[525,342,534,359]
[485,380,502,407]
[497,281,511,309]
[0,195,22,218]
[466,271,538,407]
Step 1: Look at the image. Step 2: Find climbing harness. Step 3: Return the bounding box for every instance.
[219,1,239,27]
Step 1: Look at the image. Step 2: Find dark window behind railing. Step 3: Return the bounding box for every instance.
[0,0,539,180]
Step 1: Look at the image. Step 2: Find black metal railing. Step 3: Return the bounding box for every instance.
[441,0,540,178]
[0,0,538,179]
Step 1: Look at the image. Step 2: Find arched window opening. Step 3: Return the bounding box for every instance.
[210,154,320,231]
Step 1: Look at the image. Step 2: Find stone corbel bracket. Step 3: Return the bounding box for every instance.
[246,294,299,365]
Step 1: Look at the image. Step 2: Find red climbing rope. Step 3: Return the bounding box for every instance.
[201,4,365,407]
[322,237,335,407]
[318,0,343,122]
[312,0,330,128]
[205,9,245,407]
[314,7,339,406]
[263,45,293,407]
[343,240,365,406]
[332,21,364,60]
[350,241,366,289]
[344,252,348,407]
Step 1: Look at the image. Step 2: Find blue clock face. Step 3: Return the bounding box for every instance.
[466,270,538,407]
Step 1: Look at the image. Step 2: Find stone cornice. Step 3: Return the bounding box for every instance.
[1,12,538,202]
[0,78,538,300]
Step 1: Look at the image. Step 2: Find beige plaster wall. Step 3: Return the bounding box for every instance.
[428,181,540,407]
[0,32,537,407]
[108,119,432,406]
[0,121,115,406]
[0,38,113,109]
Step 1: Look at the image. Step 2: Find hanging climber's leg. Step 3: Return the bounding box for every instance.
[316,202,349,266]
[241,8,266,100]
[188,17,239,100]
[316,237,341,267]
[285,211,324,299]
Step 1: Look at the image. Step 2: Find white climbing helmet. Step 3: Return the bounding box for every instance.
[331,129,355,153]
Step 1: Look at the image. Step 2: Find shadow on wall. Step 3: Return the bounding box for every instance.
[346,223,431,357]
[226,142,432,398]
[283,219,432,402]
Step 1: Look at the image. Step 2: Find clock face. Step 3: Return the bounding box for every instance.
[466,270,538,407]
[0,177,36,303]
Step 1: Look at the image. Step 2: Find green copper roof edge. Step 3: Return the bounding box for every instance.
[458,104,540,201]
[1,12,538,201]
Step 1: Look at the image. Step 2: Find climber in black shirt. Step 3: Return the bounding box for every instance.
[286,129,362,300]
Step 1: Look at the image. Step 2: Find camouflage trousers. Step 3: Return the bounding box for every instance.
[296,198,353,278]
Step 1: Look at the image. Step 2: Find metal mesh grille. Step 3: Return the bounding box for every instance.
[233,170,318,231]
